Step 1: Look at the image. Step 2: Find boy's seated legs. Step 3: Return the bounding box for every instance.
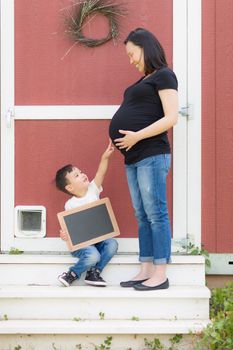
[58,245,102,287]
[58,239,118,287]
[58,245,100,287]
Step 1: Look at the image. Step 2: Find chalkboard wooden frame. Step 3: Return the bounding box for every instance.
[57,197,120,252]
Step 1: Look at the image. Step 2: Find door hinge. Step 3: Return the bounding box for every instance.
[179,104,193,120]
[6,108,14,128]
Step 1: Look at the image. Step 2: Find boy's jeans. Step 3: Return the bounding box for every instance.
[70,238,118,278]
[125,154,172,265]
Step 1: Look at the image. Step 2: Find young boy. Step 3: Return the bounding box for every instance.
[55,141,118,287]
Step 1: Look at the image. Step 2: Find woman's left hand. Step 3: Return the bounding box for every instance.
[114,130,140,151]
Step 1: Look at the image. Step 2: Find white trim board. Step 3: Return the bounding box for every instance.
[173,0,188,240]
[0,0,15,252]
[206,254,233,275]
[1,238,138,254]
[173,0,202,247]
[187,0,202,247]
[14,105,119,120]
[0,237,188,254]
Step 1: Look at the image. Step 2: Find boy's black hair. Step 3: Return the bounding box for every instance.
[124,28,168,75]
[55,164,74,195]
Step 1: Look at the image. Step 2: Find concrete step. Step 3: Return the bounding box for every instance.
[0,319,210,350]
[0,319,210,334]
[0,254,206,286]
[0,285,210,321]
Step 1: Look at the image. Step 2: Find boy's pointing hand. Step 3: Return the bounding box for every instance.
[102,140,114,159]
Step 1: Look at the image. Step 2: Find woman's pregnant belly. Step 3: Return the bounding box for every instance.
[109,105,150,142]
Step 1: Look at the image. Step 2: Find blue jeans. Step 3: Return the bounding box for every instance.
[126,154,172,265]
[70,238,118,278]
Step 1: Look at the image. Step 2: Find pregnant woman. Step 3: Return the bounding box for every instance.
[109,28,178,291]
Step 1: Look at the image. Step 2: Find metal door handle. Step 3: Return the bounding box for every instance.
[179,104,193,119]
[6,108,14,128]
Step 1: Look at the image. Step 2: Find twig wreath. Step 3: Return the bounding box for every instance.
[64,0,126,47]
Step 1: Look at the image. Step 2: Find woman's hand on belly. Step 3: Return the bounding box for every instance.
[114,129,141,151]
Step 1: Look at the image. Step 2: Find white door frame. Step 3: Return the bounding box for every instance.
[173,0,202,249]
[0,0,201,252]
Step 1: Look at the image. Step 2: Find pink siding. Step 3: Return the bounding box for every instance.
[202,0,233,253]
[14,1,173,238]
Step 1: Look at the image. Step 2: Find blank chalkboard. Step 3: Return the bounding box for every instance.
[57,198,120,251]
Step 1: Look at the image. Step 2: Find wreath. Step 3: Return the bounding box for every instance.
[64,0,126,47]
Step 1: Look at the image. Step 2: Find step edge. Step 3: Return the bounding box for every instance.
[0,319,210,334]
[0,254,205,264]
[0,285,211,298]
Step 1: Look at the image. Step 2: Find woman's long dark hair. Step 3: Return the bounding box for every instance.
[124,28,168,75]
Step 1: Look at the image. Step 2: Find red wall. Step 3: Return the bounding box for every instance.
[15,0,173,105]
[14,0,173,238]
[202,0,233,253]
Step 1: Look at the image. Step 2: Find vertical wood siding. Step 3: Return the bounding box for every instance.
[202,0,233,253]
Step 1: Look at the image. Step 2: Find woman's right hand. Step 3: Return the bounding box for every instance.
[60,229,68,241]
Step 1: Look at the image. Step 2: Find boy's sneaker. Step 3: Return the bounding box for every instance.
[85,268,107,287]
[58,271,77,287]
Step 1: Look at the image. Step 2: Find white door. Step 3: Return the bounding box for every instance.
[0,0,201,252]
